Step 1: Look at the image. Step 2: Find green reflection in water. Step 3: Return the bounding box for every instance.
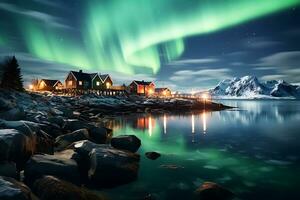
[106,115,300,199]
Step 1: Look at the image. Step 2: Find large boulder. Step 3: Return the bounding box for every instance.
[35,130,54,154]
[24,154,80,186]
[194,182,235,200]
[0,120,54,155]
[71,140,104,182]
[33,176,106,200]
[0,129,34,169]
[0,120,34,136]
[48,116,65,128]
[88,126,110,144]
[111,135,141,153]
[0,107,25,121]
[72,140,102,157]
[0,176,35,200]
[88,145,140,187]
[63,119,93,132]
[0,161,18,179]
[55,129,90,151]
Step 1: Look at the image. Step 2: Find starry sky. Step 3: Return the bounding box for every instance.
[0,0,300,91]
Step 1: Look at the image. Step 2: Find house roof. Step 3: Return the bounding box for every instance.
[155,88,169,92]
[89,73,98,79]
[70,71,93,81]
[132,80,153,86]
[99,74,110,82]
[41,79,60,87]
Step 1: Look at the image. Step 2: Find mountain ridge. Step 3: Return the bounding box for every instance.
[204,76,300,99]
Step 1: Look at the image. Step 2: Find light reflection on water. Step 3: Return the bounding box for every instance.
[103,100,300,200]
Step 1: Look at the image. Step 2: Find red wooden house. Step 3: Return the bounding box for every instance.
[130,80,155,96]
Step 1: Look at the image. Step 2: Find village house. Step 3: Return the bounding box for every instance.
[37,79,63,91]
[130,80,155,96]
[99,74,113,89]
[65,70,113,90]
[155,88,172,97]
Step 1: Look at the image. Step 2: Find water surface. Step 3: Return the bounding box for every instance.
[103,100,300,200]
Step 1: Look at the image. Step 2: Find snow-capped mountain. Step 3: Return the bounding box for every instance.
[207,76,300,99]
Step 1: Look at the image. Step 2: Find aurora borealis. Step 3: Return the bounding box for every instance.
[0,0,300,89]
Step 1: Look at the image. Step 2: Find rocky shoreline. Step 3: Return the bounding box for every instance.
[0,89,233,200]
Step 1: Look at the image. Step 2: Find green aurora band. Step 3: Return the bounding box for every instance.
[4,0,300,74]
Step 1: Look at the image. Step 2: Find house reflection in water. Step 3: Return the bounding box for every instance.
[136,116,156,136]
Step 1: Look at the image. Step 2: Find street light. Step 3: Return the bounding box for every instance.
[202,93,209,109]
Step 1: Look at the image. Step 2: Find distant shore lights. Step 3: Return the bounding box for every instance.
[201,92,210,110]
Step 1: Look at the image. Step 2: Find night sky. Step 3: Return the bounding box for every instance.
[0,0,300,91]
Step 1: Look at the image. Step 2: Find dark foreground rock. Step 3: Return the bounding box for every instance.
[24,153,80,186]
[0,120,54,155]
[33,176,107,200]
[0,161,18,179]
[63,119,93,132]
[111,135,141,153]
[194,182,235,200]
[88,145,140,187]
[55,127,110,151]
[0,107,25,121]
[0,129,34,169]
[88,126,111,144]
[0,176,36,200]
[55,129,90,151]
[145,152,161,160]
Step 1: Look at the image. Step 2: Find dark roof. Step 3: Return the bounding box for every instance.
[133,80,153,86]
[99,74,109,82]
[41,79,59,87]
[90,73,98,79]
[71,71,93,81]
[155,88,169,92]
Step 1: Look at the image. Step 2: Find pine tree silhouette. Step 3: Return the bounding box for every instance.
[0,56,24,91]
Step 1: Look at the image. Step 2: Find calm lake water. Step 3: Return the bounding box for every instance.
[103,100,300,200]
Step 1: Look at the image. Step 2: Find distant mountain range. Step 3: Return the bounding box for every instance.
[201,76,300,99]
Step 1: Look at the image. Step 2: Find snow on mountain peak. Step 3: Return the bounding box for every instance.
[208,76,300,99]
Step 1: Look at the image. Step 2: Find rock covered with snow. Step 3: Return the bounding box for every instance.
[208,76,300,99]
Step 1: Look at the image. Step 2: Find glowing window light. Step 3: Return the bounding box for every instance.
[148,88,154,95]
[106,82,111,89]
[96,81,100,86]
[29,84,33,90]
[68,81,72,86]
[79,81,83,86]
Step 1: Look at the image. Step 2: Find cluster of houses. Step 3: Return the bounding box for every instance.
[30,70,172,97]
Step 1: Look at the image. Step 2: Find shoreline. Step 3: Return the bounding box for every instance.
[0,89,232,199]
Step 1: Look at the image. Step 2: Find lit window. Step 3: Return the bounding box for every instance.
[68,81,72,86]
[79,81,83,85]
[106,82,111,88]
[96,81,100,86]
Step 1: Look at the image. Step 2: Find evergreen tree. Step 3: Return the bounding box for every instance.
[0,56,24,91]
